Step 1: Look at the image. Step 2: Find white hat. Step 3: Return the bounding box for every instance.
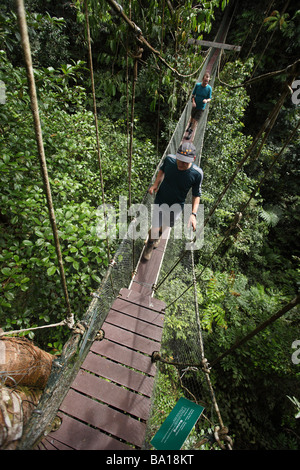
[176,142,196,163]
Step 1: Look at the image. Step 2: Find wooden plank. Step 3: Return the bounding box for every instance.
[91,339,157,376]
[132,243,168,296]
[37,436,73,450]
[47,413,132,450]
[129,229,170,297]
[60,389,146,447]
[81,351,154,397]
[110,298,165,326]
[72,369,151,421]
[183,121,198,143]
[102,322,160,355]
[105,308,163,342]
[118,288,166,312]
[40,289,164,450]
[188,38,241,51]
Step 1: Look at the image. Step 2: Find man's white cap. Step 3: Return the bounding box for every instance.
[176,142,196,163]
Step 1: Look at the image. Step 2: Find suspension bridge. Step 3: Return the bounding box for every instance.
[2,0,299,451]
[26,3,233,450]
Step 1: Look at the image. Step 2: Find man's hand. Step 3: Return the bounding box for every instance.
[148,184,159,195]
[149,170,165,195]
[188,213,197,231]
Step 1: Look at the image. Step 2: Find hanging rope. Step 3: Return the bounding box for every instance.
[154,70,298,294]
[127,46,142,208]
[105,0,211,79]
[190,243,232,449]
[152,240,233,450]
[163,119,299,309]
[84,2,111,261]
[217,57,300,90]
[15,0,74,329]
[125,0,132,186]
[84,1,116,298]
[210,294,300,367]
[245,0,275,61]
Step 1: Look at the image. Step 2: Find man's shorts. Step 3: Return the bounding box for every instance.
[151,203,183,229]
[191,107,204,121]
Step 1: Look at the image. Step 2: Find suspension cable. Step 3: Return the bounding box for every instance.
[105,0,211,79]
[190,244,232,448]
[154,73,297,293]
[217,57,300,90]
[16,0,74,329]
[164,119,299,309]
[153,242,232,449]
[84,0,116,297]
[210,294,300,367]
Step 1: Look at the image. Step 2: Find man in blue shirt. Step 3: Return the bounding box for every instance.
[186,72,212,140]
[143,142,203,260]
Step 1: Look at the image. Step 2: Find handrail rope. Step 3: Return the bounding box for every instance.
[152,283,299,447]
[151,297,300,370]
[164,118,299,309]
[154,73,296,293]
[105,0,211,79]
[84,1,116,296]
[152,244,232,449]
[0,321,66,338]
[16,0,74,330]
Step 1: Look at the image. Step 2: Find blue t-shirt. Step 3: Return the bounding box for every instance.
[192,83,212,110]
[154,156,203,208]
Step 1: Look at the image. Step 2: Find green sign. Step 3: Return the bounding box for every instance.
[151,397,204,450]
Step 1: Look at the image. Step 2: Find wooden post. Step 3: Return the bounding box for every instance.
[188,38,241,51]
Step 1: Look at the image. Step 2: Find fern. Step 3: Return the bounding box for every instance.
[259,206,282,227]
[200,277,227,332]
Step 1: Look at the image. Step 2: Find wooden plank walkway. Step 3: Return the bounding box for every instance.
[36,16,230,449]
[130,228,171,297]
[38,287,165,450]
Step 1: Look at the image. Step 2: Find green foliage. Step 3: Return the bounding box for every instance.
[0,48,157,346]
[1,0,299,451]
[264,10,290,32]
[199,275,227,332]
[152,49,299,449]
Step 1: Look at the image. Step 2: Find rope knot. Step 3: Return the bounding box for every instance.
[214,426,233,450]
[151,351,161,363]
[72,322,87,335]
[201,357,211,374]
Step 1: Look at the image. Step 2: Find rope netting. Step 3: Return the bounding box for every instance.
[3,0,298,451]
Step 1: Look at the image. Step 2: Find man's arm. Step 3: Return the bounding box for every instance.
[203,87,212,104]
[149,169,165,195]
[188,196,200,231]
